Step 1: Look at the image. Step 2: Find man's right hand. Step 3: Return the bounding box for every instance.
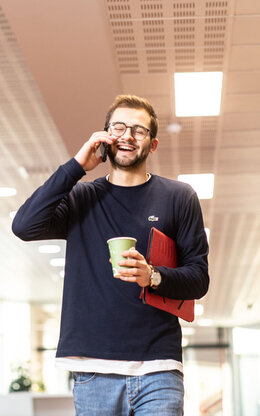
[74,131,115,171]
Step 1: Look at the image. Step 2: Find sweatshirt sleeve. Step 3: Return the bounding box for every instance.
[153,191,209,301]
[12,158,86,241]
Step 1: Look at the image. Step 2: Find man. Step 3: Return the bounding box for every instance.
[12,95,209,415]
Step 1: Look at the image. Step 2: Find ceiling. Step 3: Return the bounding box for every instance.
[0,0,260,328]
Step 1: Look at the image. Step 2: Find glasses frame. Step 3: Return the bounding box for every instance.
[108,122,151,141]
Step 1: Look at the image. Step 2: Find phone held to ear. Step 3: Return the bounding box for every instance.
[100,142,109,162]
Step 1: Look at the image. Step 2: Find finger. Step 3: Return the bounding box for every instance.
[121,249,144,259]
[118,267,138,276]
[89,132,115,148]
[98,131,116,142]
[118,275,137,282]
[118,259,139,268]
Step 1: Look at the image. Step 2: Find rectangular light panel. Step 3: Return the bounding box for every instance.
[174,72,223,117]
[178,173,215,199]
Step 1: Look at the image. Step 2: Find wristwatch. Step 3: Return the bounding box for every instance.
[149,265,161,289]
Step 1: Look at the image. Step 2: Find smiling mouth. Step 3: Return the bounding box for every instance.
[116,144,137,152]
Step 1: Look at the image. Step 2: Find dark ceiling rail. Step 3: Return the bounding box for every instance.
[184,343,230,349]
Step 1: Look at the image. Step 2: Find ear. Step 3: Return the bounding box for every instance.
[150,138,159,153]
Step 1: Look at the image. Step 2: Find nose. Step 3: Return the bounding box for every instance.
[121,126,134,139]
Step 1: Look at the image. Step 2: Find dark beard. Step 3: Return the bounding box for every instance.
[108,143,151,170]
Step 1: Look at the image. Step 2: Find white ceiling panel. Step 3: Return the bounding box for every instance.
[226,71,260,94]
[229,45,260,70]
[232,17,260,44]
[225,93,260,113]
[221,130,260,147]
[222,112,260,130]
[235,0,260,14]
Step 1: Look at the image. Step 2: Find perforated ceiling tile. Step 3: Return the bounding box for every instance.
[140,0,163,18]
[143,17,167,73]
[203,2,228,69]
[107,0,140,73]
[178,118,194,131]
[200,117,218,147]
[173,1,196,17]
[106,0,230,74]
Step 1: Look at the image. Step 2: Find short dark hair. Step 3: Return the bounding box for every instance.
[104,94,158,139]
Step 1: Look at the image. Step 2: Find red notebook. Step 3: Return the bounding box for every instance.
[140,227,195,322]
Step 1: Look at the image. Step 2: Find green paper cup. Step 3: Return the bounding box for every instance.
[107,237,137,278]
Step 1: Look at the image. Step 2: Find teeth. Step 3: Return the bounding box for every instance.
[118,145,134,151]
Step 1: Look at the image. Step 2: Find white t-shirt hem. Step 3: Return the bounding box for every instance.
[55,357,183,376]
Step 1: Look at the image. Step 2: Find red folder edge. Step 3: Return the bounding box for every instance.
[140,227,195,322]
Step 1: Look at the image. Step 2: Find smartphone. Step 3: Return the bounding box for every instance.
[100,142,109,162]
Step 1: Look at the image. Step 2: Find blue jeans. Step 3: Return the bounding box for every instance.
[73,370,184,415]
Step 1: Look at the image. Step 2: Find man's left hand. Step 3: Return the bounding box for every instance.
[117,249,151,287]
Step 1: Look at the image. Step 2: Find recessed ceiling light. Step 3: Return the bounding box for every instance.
[174,71,223,117]
[177,173,215,199]
[166,122,182,134]
[38,245,61,254]
[0,187,17,197]
[17,166,29,179]
[50,258,65,267]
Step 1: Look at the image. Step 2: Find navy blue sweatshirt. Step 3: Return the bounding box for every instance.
[12,158,209,362]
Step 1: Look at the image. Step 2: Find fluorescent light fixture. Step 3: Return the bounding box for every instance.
[233,328,260,355]
[42,304,59,313]
[174,71,223,117]
[182,327,195,336]
[182,337,189,347]
[178,173,215,199]
[38,244,61,254]
[197,319,213,327]
[205,228,210,242]
[9,211,17,219]
[195,303,204,316]
[50,258,65,267]
[0,187,17,197]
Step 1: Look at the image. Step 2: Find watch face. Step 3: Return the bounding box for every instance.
[152,272,161,286]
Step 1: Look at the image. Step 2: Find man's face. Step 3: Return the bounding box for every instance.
[108,107,154,170]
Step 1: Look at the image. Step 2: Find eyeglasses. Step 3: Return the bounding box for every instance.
[108,122,151,141]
